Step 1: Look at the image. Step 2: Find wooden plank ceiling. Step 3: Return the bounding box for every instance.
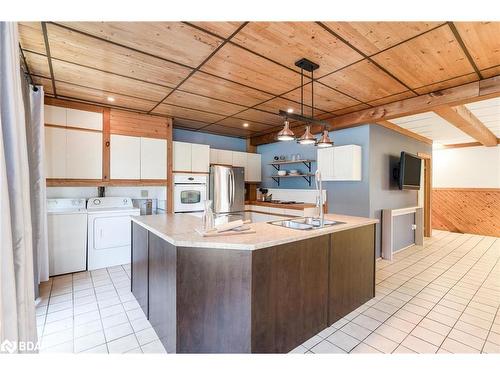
[19,21,500,139]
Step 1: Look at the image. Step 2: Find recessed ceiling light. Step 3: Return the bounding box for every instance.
[243,123,249,127]
[287,108,294,113]
[107,96,115,102]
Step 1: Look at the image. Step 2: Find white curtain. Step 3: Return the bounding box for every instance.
[0,22,37,353]
[27,86,49,284]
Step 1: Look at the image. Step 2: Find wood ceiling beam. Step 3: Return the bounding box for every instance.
[376,120,433,145]
[250,75,500,146]
[433,105,497,146]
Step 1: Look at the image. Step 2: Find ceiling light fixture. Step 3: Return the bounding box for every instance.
[278,58,333,148]
[276,120,295,141]
[107,96,115,102]
[243,123,249,128]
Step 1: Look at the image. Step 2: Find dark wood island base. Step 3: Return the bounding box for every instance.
[131,221,376,353]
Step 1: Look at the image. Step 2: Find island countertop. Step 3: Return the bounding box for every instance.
[131,213,378,251]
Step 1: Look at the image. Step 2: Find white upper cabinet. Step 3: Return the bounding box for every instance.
[110,134,141,179]
[217,149,233,165]
[173,141,192,172]
[140,138,167,179]
[174,142,209,173]
[231,151,247,168]
[317,147,335,180]
[66,108,103,131]
[317,145,362,181]
[333,145,362,181]
[44,105,66,126]
[209,148,219,164]
[191,143,210,172]
[246,153,262,182]
[44,105,103,131]
[66,129,102,179]
[45,127,67,178]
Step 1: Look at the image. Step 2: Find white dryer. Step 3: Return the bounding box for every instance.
[87,197,140,270]
[47,198,88,276]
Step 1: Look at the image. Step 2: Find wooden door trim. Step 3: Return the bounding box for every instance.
[418,152,432,237]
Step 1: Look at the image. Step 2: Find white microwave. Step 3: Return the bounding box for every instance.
[173,174,208,213]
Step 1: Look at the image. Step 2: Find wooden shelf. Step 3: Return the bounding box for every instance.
[269,159,315,165]
[270,173,314,186]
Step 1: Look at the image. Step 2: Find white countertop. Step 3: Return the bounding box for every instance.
[131,213,378,251]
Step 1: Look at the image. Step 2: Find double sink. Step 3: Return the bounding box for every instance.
[269,217,345,230]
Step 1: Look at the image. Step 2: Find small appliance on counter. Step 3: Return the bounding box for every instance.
[132,198,158,215]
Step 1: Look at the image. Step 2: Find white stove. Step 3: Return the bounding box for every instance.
[87,197,140,270]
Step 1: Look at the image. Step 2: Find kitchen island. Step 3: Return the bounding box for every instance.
[131,213,378,353]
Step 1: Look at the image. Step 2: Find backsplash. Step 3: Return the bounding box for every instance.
[46,186,167,201]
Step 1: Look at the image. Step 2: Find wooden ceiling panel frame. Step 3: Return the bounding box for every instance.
[318,59,409,103]
[184,22,245,39]
[200,43,302,95]
[176,70,274,107]
[18,22,47,54]
[46,23,192,88]
[322,22,445,56]
[151,103,227,124]
[56,22,224,68]
[22,50,51,78]
[370,24,478,89]
[51,59,171,102]
[163,90,246,116]
[230,22,364,77]
[214,117,276,132]
[454,22,500,72]
[433,105,498,146]
[55,81,158,112]
[41,22,57,97]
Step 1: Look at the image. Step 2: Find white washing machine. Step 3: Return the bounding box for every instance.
[47,198,88,276]
[87,197,140,270]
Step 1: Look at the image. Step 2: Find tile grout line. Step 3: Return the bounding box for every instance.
[397,236,497,352]
[344,234,489,352]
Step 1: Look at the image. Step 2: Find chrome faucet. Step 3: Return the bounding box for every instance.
[315,170,324,227]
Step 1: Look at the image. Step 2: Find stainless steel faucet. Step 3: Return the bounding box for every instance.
[315,170,324,227]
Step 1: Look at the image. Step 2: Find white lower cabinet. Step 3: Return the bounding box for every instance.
[66,129,102,179]
[110,134,141,179]
[140,138,167,179]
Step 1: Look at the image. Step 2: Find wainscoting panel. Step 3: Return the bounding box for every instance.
[432,188,500,237]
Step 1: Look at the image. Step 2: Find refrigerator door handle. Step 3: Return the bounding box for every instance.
[229,169,234,206]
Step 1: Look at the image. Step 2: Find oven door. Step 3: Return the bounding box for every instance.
[174,184,207,212]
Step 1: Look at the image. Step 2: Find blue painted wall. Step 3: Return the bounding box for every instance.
[173,128,246,152]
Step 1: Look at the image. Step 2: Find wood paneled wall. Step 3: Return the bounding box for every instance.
[45,97,174,212]
[432,188,500,237]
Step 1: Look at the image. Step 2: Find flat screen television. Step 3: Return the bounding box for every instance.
[396,152,422,190]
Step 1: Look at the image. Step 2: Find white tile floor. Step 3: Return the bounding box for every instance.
[291,230,500,354]
[36,264,165,353]
[36,230,500,354]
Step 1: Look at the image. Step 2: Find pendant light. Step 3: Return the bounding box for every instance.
[316,129,334,148]
[276,119,295,141]
[298,125,316,144]
[278,58,333,148]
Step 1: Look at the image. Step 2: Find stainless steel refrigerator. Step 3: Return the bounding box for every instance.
[209,165,245,215]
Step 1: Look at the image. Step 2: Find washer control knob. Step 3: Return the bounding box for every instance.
[93,198,101,205]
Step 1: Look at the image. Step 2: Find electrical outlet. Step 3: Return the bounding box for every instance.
[411,224,417,230]
[141,190,148,198]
